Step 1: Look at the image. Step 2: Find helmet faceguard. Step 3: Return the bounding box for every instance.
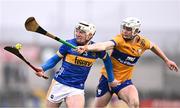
[75,21,96,43]
[121,17,141,40]
[75,21,96,38]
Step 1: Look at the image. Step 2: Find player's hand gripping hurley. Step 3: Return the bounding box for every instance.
[4,46,48,79]
[25,17,77,49]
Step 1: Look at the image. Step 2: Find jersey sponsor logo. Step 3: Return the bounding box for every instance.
[118,57,136,66]
[75,56,93,67]
[65,54,96,67]
[112,49,139,66]
[126,56,136,62]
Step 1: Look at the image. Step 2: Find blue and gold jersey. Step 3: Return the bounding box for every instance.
[101,34,151,82]
[54,38,106,89]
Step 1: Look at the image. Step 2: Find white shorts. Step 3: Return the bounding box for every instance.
[47,79,84,103]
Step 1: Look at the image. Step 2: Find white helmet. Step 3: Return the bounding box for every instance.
[121,17,141,37]
[75,21,96,36]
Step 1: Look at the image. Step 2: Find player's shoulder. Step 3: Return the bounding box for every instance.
[58,38,75,50]
[137,34,151,42]
[66,38,76,43]
[65,38,78,47]
[136,34,152,48]
[137,34,146,39]
[113,34,122,38]
[114,34,123,40]
[111,34,124,44]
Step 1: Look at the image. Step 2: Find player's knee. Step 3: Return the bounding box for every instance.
[129,99,139,108]
[95,101,108,108]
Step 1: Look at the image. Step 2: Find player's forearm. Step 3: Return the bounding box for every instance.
[151,45,169,63]
[41,54,61,71]
[87,41,114,51]
[86,43,106,51]
[103,53,114,82]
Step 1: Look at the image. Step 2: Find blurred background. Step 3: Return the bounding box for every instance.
[0,0,180,107]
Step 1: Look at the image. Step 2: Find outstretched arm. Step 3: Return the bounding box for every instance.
[150,42,178,72]
[41,54,62,71]
[76,41,115,54]
[87,41,115,51]
[35,54,62,77]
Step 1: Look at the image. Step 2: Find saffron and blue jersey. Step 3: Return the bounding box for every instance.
[54,38,107,89]
[101,34,151,82]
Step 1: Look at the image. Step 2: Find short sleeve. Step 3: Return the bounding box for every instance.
[142,37,151,50]
[57,44,70,57]
[111,35,122,47]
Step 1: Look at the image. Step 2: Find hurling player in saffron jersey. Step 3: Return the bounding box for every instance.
[34,21,118,108]
[76,17,179,108]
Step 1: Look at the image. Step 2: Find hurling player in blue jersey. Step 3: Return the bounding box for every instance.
[35,21,118,108]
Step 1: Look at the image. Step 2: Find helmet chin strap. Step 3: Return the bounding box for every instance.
[84,34,93,45]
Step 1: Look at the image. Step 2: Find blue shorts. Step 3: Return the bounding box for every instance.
[96,75,133,97]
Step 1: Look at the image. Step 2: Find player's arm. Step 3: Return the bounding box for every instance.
[87,41,115,51]
[76,41,115,54]
[41,54,62,71]
[150,42,179,72]
[102,53,119,87]
[35,42,68,77]
[102,53,114,82]
[35,53,62,77]
[40,40,70,71]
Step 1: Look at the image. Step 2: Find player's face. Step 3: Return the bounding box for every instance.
[121,25,133,39]
[75,28,87,45]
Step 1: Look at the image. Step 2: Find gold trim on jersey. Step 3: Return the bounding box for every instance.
[56,51,64,58]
